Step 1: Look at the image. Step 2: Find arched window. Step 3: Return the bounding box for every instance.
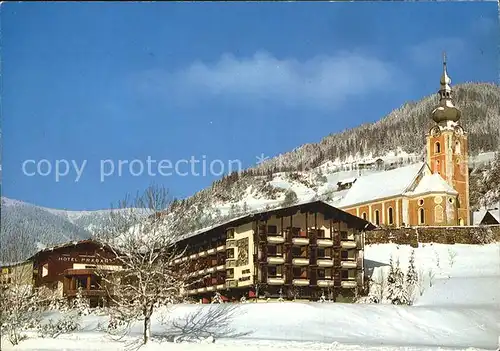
[362,212,367,221]
[458,218,464,226]
[435,142,441,153]
[374,210,380,226]
[434,160,440,174]
[455,141,461,154]
[419,208,425,225]
[387,207,394,225]
[434,205,444,223]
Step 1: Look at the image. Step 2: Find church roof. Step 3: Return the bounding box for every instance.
[339,162,426,208]
[405,173,458,196]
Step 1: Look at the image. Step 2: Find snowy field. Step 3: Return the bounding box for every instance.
[3,243,500,351]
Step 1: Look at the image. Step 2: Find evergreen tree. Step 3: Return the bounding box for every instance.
[406,249,418,304]
[392,258,407,305]
[387,256,396,303]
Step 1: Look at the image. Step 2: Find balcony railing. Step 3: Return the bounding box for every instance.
[291,257,309,266]
[267,256,285,265]
[267,277,285,285]
[65,289,107,297]
[317,238,333,247]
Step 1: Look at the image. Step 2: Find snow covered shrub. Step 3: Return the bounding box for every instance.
[72,287,90,316]
[278,288,285,302]
[282,189,298,207]
[0,285,49,345]
[38,313,81,339]
[211,292,224,304]
[365,269,387,304]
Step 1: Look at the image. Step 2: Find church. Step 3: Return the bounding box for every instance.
[338,55,470,227]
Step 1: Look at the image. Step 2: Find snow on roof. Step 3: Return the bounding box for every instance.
[337,177,357,185]
[472,208,500,225]
[405,173,457,196]
[339,162,425,208]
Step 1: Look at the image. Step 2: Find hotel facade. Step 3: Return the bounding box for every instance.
[176,200,374,303]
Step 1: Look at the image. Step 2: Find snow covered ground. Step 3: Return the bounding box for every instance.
[3,243,500,351]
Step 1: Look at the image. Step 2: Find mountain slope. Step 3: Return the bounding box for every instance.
[0,198,92,263]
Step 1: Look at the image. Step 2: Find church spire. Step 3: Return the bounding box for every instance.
[440,52,452,90]
[431,52,461,124]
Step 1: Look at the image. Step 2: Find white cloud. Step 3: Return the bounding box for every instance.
[406,37,466,67]
[135,51,402,110]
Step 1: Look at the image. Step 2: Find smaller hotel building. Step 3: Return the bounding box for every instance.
[175,200,374,303]
[28,240,122,307]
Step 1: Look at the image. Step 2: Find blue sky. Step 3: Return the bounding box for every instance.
[1,2,498,210]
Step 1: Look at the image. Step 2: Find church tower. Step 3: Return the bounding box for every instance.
[426,53,470,225]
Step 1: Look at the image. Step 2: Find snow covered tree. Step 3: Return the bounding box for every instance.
[282,189,298,207]
[277,288,284,302]
[392,258,408,305]
[386,256,396,302]
[211,292,224,304]
[94,184,191,345]
[406,250,418,305]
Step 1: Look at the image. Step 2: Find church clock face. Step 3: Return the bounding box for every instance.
[430,126,441,137]
[454,125,464,136]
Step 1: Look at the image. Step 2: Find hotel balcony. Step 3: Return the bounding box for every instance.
[267,256,285,265]
[292,257,309,266]
[206,286,215,292]
[216,284,225,290]
[197,287,207,293]
[216,245,226,252]
[292,237,309,245]
[317,238,333,247]
[216,264,225,271]
[267,235,285,244]
[341,241,356,249]
[207,248,216,255]
[341,280,357,289]
[317,258,334,267]
[341,260,357,269]
[292,278,310,286]
[317,280,334,288]
[267,277,285,285]
[198,251,207,258]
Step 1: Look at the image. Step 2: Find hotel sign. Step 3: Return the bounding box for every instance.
[56,256,113,264]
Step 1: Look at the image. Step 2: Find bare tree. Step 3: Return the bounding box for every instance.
[94,184,191,345]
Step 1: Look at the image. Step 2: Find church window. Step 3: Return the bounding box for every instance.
[387,207,394,225]
[419,208,425,225]
[448,197,454,204]
[435,142,441,153]
[362,212,367,221]
[434,205,444,223]
[458,218,464,226]
[418,199,424,206]
[434,160,440,174]
[374,210,380,226]
[455,141,461,154]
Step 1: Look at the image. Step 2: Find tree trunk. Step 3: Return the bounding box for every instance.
[143,309,152,344]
